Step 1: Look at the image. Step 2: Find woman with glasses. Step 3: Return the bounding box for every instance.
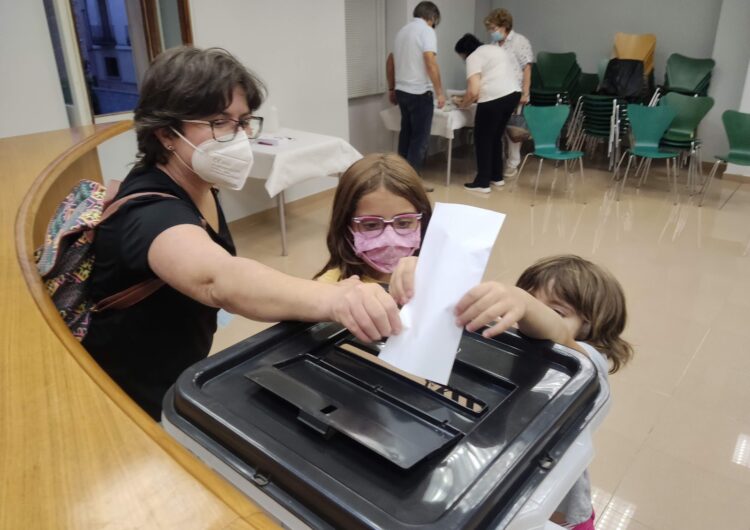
[315,153,432,285]
[83,47,402,421]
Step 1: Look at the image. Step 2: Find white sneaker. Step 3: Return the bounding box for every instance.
[491,179,505,188]
[464,182,491,193]
[504,167,518,178]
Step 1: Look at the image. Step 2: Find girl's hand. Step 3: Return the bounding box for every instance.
[328,276,402,342]
[454,281,530,338]
[389,256,418,306]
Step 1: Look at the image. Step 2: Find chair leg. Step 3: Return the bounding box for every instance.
[578,157,586,205]
[698,160,723,207]
[512,153,533,194]
[667,158,678,204]
[532,158,544,206]
[617,154,634,201]
[612,151,628,182]
[638,158,653,188]
[634,157,646,184]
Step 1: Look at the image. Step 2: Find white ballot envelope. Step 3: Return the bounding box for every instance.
[379,202,505,384]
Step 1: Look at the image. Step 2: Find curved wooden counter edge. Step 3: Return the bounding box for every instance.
[9,122,278,529]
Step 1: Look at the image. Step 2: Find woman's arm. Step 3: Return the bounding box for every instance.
[460,73,481,108]
[147,224,401,342]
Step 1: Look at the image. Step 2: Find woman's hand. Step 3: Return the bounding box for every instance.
[454,281,530,338]
[389,256,418,306]
[327,276,402,342]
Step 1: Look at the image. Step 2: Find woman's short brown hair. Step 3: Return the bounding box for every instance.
[133,46,266,168]
[484,8,513,31]
[516,255,634,373]
[315,153,432,281]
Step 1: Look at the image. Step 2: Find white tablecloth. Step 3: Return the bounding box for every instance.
[250,128,362,197]
[379,103,476,140]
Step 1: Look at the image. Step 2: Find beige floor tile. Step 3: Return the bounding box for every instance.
[612,446,750,530]
[643,398,750,486]
[596,502,654,530]
[673,328,750,426]
[601,381,670,444]
[590,427,644,495]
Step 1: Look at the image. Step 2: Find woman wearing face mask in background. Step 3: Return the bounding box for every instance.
[83,47,402,420]
[315,153,432,285]
[484,8,534,178]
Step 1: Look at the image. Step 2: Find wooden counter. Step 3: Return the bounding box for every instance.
[1,123,278,529]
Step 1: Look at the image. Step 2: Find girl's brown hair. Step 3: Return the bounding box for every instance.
[516,255,633,373]
[315,153,432,281]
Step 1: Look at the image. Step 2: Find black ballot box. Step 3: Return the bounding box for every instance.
[162,321,605,530]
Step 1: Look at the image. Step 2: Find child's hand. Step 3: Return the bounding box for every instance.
[454,281,529,338]
[389,256,418,306]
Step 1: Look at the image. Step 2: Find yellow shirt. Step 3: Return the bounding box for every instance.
[316,267,380,284]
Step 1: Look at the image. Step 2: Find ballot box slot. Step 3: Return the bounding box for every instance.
[245,354,462,469]
[333,340,517,418]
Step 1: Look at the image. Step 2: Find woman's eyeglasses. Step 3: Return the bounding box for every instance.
[183,116,264,141]
[351,213,423,238]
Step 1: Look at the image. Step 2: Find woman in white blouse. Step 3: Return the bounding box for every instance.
[455,33,521,193]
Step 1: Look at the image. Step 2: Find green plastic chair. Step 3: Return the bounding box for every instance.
[660,93,714,143]
[700,110,750,206]
[531,52,581,105]
[515,105,585,205]
[664,53,715,96]
[659,93,714,193]
[614,104,678,200]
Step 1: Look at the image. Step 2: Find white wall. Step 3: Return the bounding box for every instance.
[487,0,722,81]
[0,0,68,139]
[726,58,750,178]
[189,0,350,221]
[703,0,750,170]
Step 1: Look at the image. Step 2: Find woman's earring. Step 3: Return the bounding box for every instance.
[166,145,174,151]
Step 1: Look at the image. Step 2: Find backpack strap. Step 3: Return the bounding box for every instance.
[92,191,177,312]
[99,191,178,224]
[93,277,165,312]
[92,190,207,312]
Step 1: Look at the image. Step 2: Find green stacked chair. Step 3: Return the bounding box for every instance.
[614,104,678,201]
[663,53,715,97]
[530,52,582,106]
[699,110,750,206]
[658,93,714,194]
[514,105,586,205]
[569,94,628,171]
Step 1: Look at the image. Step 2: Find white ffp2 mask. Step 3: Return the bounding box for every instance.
[170,127,254,190]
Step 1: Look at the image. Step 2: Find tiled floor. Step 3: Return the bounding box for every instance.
[212,148,750,530]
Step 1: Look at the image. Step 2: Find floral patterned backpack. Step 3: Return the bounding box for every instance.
[35,179,176,340]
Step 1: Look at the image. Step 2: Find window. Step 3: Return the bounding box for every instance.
[43,0,193,119]
[344,0,386,98]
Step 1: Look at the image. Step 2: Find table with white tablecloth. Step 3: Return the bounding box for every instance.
[245,127,361,255]
[379,101,476,186]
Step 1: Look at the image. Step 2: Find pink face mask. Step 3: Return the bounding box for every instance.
[350,226,421,274]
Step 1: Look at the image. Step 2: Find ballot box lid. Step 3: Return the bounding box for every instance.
[164,321,601,529]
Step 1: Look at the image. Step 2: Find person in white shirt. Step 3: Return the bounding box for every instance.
[386,2,445,190]
[454,33,521,193]
[484,8,534,177]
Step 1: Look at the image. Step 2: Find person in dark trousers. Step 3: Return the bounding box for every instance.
[386,1,445,191]
[454,33,521,193]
